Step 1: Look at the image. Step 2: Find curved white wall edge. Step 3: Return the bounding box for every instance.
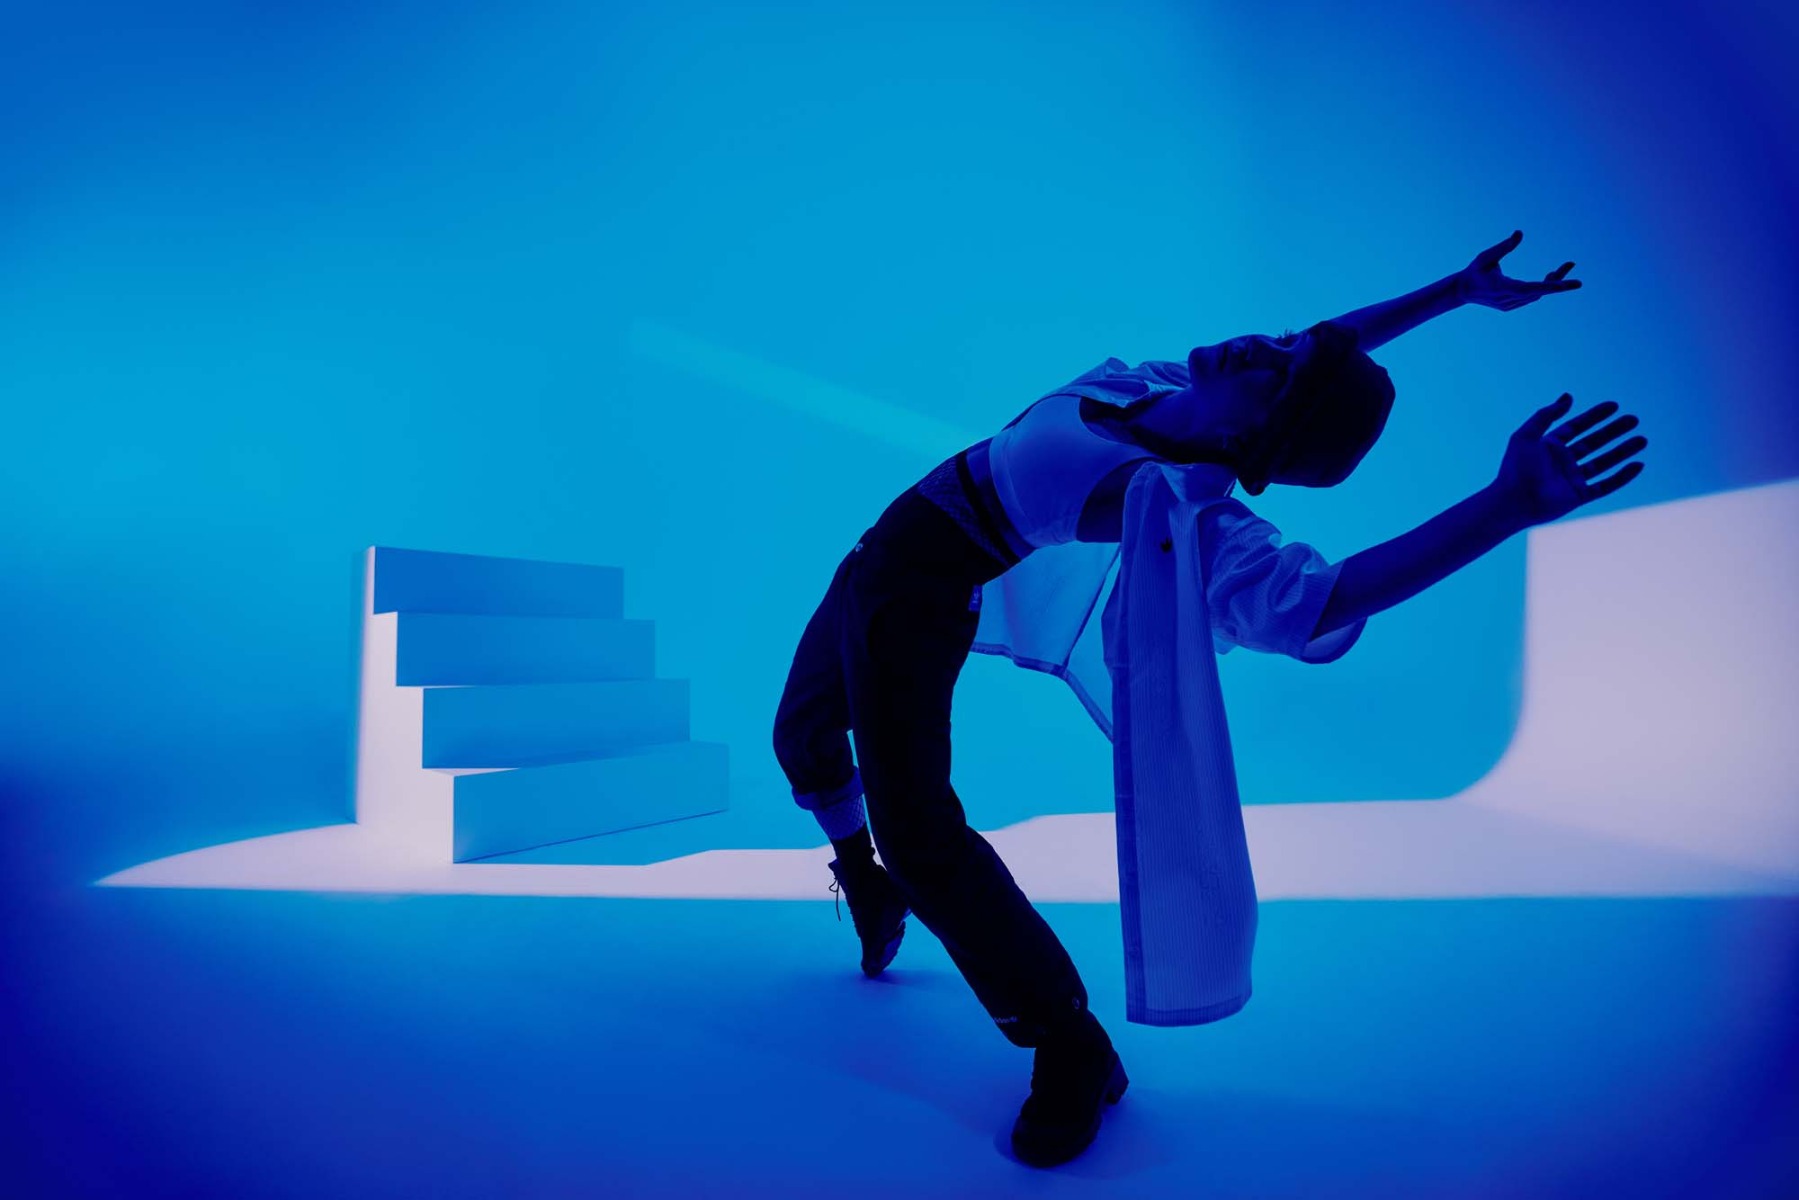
[97,479,1799,901]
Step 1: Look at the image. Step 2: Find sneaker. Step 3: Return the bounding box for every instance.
[1010,1011,1129,1168]
[827,857,910,977]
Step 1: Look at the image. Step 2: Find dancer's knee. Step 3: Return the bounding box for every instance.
[770,712,802,781]
[770,692,809,769]
[772,710,850,797]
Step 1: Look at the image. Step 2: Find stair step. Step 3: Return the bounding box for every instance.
[373,547,623,618]
[396,614,655,685]
[422,680,690,768]
[450,741,729,861]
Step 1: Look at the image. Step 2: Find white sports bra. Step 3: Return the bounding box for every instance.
[988,395,1161,548]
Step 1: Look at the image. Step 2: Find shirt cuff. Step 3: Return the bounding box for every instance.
[1289,559,1365,664]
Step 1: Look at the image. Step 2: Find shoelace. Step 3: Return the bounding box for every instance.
[828,877,842,921]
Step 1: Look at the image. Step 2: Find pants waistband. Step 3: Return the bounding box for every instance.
[960,440,1032,566]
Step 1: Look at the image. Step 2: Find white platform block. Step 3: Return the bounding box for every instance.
[421,679,691,767]
[452,741,729,861]
[396,613,655,685]
[372,546,624,618]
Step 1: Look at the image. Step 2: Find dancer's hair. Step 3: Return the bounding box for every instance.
[1234,320,1395,495]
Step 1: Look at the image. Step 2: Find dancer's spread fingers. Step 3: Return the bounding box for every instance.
[1552,400,1619,444]
[1586,460,1645,499]
[1567,414,1639,459]
[1482,230,1524,264]
[1581,436,1648,480]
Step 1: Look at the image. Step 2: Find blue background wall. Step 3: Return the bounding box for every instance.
[2,2,1796,1196]
[6,0,1795,887]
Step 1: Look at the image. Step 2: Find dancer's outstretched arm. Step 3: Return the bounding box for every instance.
[1327,231,1582,353]
[1312,393,1644,639]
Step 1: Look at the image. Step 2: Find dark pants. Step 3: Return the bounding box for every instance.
[772,487,1089,1047]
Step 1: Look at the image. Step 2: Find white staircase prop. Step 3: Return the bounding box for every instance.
[101,481,1799,898]
[354,546,728,863]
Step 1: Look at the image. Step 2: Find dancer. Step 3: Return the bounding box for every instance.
[772,232,1643,1167]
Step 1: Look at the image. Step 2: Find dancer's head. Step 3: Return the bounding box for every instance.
[1223,321,1395,495]
[1137,321,1395,495]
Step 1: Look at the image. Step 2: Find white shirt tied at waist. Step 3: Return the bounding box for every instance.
[988,394,1157,549]
[971,362,1366,1027]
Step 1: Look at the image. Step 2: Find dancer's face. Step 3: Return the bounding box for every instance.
[1137,328,1388,493]
[1186,328,1390,493]
[1185,334,1299,439]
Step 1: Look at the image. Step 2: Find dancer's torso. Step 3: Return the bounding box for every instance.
[987,395,1166,548]
[908,391,1222,571]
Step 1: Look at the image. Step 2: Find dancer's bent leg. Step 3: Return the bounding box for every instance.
[772,550,870,854]
[843,562,1089,1047]
[773,545,909,974]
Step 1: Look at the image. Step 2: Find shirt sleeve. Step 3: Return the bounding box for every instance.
[1129,357,1194,392]
[1049,357,1193,406]
[1196,498,1365,663]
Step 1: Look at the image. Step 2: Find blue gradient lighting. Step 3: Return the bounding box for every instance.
[2,1,1795,1195]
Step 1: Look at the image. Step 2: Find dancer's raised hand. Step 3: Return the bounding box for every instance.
[1458,230,1581,311]
[1492,394,1647,527]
